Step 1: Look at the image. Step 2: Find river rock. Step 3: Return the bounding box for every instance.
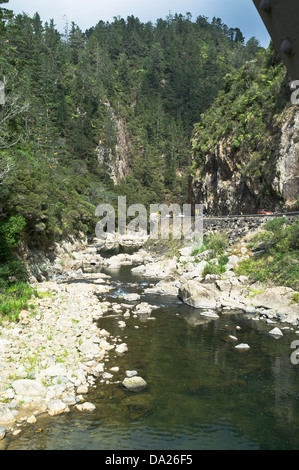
[144,280,179,296]
[79,340,101,356]
[269,327,283,338]
[102,372,113,380]
[115,343,128,354]
[200,310,219,318]
[47,400,70,416]
[135,302,155,315]
[123,293,141,301]
[76,402,96,412]
[252,287,299,323]
[131,257,177,279]
[178,281,217,309]
[41,365,68,377]
[235,343,250,350]
[181,260,208,280]
[122,376,147,391]
[0,426,6,440]
[12,379,47,398]
[126,370,138,378]
[0,405,15,425]
[26,415,37,424]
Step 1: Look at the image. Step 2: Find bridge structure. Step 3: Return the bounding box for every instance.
[252,0,299,80]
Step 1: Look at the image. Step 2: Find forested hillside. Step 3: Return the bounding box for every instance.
[191,44,299,215]
[0,0,261,259]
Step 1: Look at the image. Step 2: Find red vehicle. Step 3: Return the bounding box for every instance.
[257,209,273,215]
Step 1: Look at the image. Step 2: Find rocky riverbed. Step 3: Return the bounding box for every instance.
[0,230,298,443]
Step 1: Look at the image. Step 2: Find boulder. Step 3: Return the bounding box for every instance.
[47,399,70,416]
[78,340,101,357]
[115,343,128,354]
[183,260,208,279]
[41,365,67,378]
[269,327,283,338]
[123,293,141,301]
[0,426,6,440]
[0,405,15,425]
[126,370,138,378]
[76,402,96,412]
[12,379,47,398]
[122,376,147,392]
[178,280,217,309]
[144,280,179,296]
[252,287,299,323]
[135,302,155,315]
[131,257,177,279]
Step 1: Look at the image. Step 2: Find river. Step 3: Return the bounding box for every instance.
[5,261,299,450]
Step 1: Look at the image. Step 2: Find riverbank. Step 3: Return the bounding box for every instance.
[0,226,298,443]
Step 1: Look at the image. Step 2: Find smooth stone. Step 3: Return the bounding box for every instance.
[102,372,113,380]
[126,370,138,378]
[78,340,100,356]
[115,343,128,354]
[269,327,283,338]
[0,426,6,440]
[75,402,96,412]
[235,343,250,350]
[26,415,37,424]
[47,400,70,416]
[200,310,219,319]
[123,293,141,301]
[228,335,238,341]
[122,376,147,391]
[0,405,15,425]
[41,365,67,377]
[76,385,88,394]
[12,379,47,398]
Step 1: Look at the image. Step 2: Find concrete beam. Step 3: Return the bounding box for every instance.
[252,0,299,79]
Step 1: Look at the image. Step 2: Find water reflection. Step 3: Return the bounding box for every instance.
[5,266,299,450]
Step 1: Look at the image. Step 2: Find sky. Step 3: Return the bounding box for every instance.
[6,0,271,47]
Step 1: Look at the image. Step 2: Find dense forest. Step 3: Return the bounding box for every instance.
[191,43,298,215]
[0,0,263,261]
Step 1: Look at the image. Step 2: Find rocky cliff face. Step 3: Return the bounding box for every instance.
[191,105,299,215]
[273,107,299,207]
[96,103,131,185]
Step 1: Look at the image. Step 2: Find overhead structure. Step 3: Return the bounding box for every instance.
[252,0,299,80]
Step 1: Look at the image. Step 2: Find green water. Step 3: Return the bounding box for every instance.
[5,266,299,450]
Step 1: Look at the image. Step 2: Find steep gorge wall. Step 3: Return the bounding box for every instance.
[191,104,299,216]
[96,103,131,185]
[273,107,299,205]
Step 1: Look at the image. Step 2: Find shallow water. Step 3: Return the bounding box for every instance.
[5,266,299,450]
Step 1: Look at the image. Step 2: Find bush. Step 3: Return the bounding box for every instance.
[0,258,36,322]
[203,261,226,276]
[0,215,26,261]
[236,219,299,290]
[205,232,228,257]
[0,282,36,322]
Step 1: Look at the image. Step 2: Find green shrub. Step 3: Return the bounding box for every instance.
[203,262,226,276]
[0,215,26,261]
[206,232,228,257]
[0,281,36,322]
[191,244,207,257]
[236,219,299,290]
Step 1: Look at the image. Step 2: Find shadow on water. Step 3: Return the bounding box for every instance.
[5,265,299,450]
